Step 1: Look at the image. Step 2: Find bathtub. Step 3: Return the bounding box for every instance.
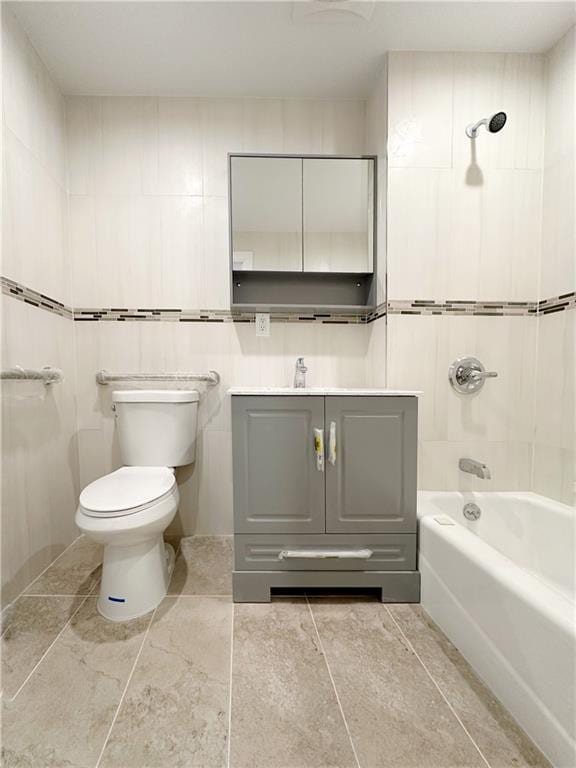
[418,492,575,768]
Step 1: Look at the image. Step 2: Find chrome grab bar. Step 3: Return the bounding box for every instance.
[96,370,220,386]
[278,549,373,560]
[1,366,63,385]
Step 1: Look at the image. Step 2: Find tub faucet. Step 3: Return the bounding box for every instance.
[294,357,308,389]
[459,457,491,480]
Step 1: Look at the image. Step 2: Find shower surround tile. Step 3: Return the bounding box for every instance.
[1,594,83,699]
[99,596,232,768]
[388,605,552,768]
[308,597,486,768]
[230,598,358,768]
[1,598,150,768]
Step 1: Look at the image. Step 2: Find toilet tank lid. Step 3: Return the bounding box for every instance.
[112,389,199,403]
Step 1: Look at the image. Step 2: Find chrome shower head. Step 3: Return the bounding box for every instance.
[466,111,507,139]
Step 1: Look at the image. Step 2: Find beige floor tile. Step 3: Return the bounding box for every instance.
[309,597,486,768]
[99,595,232,768]
[1,595,83,698]
[1,598,150,768]
[230,598,358,768]
[168,536,232,595]
[24,536,103,596]
[388,604,551,768]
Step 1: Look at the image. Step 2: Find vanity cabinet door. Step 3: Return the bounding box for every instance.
[232,396,325,533]
[325,397,417,534]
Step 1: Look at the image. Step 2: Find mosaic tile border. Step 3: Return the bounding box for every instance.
[538,291,576,315]
[73,307,366,324]
[3,276,574,324]
[1,277,72,319]
[386,299,538,317]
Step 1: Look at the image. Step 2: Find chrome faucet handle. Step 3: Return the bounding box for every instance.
[449,356,498,394]
[469,368,498,380]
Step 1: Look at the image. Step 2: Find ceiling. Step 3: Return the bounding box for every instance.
[8,1,576,98]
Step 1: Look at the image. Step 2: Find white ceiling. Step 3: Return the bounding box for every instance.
[8,1,576,98]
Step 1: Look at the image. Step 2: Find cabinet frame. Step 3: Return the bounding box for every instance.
[228,153,378,313]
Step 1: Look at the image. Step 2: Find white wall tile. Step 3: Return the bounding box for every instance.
[418,440,533,491]
[3,129,69,303]
[242,99,284,153]
[387,168,451,299]
[452,53,545,171]
[282,99,324,154]
[156,97,203,195]
[1,300,79,604]
[387,314,537,488]
[388,52,454,168]
[533,311,573,451]
[201,98,244,197]
[2,7,66,186]
[99,96,157,195]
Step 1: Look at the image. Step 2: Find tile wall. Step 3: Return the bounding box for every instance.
[533,27,575,504]
[1,8,79,605]
[380,49,571,494]
[66,94,368,536]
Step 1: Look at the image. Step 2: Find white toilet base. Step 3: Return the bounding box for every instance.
[97,537,175,622]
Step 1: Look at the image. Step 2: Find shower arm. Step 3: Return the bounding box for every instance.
[465,118,488,139]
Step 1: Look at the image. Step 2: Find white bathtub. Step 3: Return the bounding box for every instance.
[418,491,575,768]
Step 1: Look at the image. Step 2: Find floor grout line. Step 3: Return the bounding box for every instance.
[384,606,492,768]
[305,595,362,768]
[18,534,85,597]
[227,601,235,768]
[94,606,157,768]
[12,593,98,598]
[6,582,99,702]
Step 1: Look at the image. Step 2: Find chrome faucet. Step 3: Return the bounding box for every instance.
[294,357,308,389]
[459,458,491,480]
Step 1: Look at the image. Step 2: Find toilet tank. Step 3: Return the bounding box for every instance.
[112,390,199,467]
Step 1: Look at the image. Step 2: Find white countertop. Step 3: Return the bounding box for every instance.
[228,387,421,396]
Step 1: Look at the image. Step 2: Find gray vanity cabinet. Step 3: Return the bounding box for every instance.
[232,396,325,534]
[231,393,420,603]
[325,397,417,534]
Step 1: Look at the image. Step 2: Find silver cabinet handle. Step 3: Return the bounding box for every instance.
[278,549,373,560]
[328,421,337,465]
[313,428,324,472]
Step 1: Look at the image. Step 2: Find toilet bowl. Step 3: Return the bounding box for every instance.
[76,466,179,621]
[75,389,199,622]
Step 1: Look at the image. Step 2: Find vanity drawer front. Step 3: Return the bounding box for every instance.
[234,534,416,571]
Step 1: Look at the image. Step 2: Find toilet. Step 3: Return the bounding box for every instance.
[75,389,199,622]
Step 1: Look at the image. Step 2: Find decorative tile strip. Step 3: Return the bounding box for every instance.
[386,299,539,317]
[1,276,72,319]
[73,307,366,324]
[3,276,574,324]
[538,291,576,316]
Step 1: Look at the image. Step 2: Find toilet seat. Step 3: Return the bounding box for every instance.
[79,466,176,518]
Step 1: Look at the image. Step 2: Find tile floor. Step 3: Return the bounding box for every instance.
[1,536,550,768]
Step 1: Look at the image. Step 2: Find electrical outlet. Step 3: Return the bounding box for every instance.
[255,313,270,337]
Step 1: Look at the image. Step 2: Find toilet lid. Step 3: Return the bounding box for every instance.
[79,467,175,514]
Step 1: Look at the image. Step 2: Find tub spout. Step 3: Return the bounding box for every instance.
[459,458,491,480]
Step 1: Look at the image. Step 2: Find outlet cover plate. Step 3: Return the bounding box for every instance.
[255,313,270,337]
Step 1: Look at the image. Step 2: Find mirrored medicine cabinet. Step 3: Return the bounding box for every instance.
[229,154,376,312]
